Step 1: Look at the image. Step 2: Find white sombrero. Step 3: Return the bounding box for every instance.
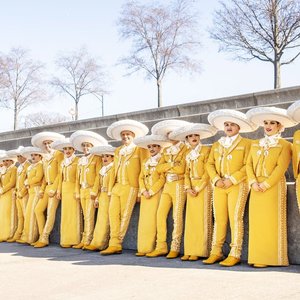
[51,138,74,151]
[287,100,300,123]
[169,123,218,141]
[90,145,116,156]
[151,119,191,137]
[70,130,108,152]
[6,146,25,157]
[31,132,65,149]
[134,134,173,149]
[246,106,297,128]
[107,119,149,140]
[20,146,44,159]
[3,149,20,162]
[208,109,258,133]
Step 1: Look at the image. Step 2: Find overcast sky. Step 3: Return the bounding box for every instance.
[0,0,299,132]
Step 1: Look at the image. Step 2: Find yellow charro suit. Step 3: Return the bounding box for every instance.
[22,161,44,243]
[108,144,149,248]
[0,165,17,241]
[293,130,300,211]
[184,144,212,257]
[247,137,291,266]
[57,155,81,246]
[206,135,251,259]
[137,154,165,254]
[88,162,114,250]
[76,154,101,245]
[154,142,187,253]
[10,160,31,241]
[35,150,64,244]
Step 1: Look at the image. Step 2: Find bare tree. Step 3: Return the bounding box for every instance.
[21,111,69,128]
[51,47,106,121]
[118,0,201,107]
[0,47,46,130]
[211,0,300,89]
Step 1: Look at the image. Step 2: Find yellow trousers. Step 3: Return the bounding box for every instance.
[109,183,138,247]
[137,192,161,253]
[248,176,288,266]
[90,192,110,250]
[0,190,17,241]
[12,195,29,240]
[210,182,248,258]
[184,185,212,257]
[35,185,60,244]
[80,187,96,245]
[23,187,40,243]
[155,180,186,252]
[60,182,81,246]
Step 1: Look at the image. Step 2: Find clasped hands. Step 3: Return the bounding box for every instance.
[251,182,267,192]
[215,178,233,189]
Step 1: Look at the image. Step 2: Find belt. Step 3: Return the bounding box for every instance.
[191,177,201,180]
[166,174,184,182]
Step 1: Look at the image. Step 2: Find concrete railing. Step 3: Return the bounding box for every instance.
[2,85,300,264]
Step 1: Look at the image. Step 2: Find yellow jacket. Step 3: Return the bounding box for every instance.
[75,154,102,196]
[139,157,165,196]
[246,138,292,189]
[108,146,149,193]
[156,142,187,178]
[206,135,252,185]
[16,160,31,198]
[0,165,17,194]
[57,156,79,193]
[91,162,114,197]
[41,150,64,193]
[292,130,300,179]
[184,145,210,192]
[26,161,44,188]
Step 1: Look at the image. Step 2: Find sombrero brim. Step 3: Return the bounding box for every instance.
[107,119,149,140]
[287,100,300,123]
[90,145,116,156]
[31,132,65,149]
[51,138,74,151]
[151,120,191,136]
[169,123,218,141]
[134,135,173,149]
[20,147,44,159]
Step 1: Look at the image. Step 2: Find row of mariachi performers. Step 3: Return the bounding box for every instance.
[1,102,300,268]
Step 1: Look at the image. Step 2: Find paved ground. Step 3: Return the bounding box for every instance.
[0,243,300,300]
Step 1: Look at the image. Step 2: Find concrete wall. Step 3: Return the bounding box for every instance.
[2,85,300,264]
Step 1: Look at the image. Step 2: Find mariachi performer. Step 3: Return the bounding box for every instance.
[17,147,44,244]
[53,138,81,248]
[204,109,256,267]
[147,119,190,259]
[0,152,17,242]
[134,134,172,256]
[32,131,65,248]
[84,145,116,251]
[169,123,217,261]
[70,130,107,249]
[100,119,149,255]
[287,100,300,212]
[246,107,295,267]
[7,147,31,242]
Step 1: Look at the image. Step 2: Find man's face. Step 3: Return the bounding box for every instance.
[121,131,135,146]
[81,142,93,155]
[43,140,53,153]
[224,122,240,137]
[102,154,114,166]
[17,155,26,164]
[31,153,42,163]
[63,147,75,158]
[3,159,13,167]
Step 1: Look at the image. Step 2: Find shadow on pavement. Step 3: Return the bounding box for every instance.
[1,242,300,274]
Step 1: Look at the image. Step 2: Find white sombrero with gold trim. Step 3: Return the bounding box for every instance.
[287,100,300,123]
[169,123,218,141]
[31,132,65,149]
[51,138,74,151]
[246,106,297,128]
[208,109,258,132]
[20,146,44,159]
[151,119,191,137]
[107,119,149,140]
[70,130,108,152]
[90,145,116,156]
[134,134,173,149]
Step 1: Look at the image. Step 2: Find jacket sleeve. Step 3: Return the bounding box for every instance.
[138,166,146,194]
[292,130,300,179]
[149,171,165,196]
[1,168,17,194]
[28,164,44,185]
[91,173,101,197]
[206,143,221,185]
[263,142,292,189]
[195,148,211,192]
[246,146,257,186]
